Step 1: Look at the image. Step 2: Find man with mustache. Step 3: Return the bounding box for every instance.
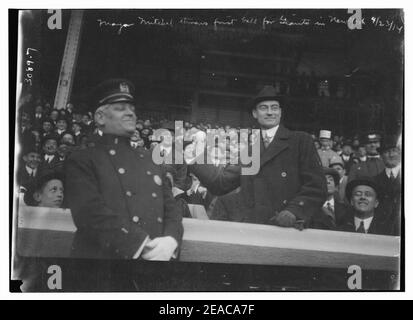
[189,85,327,228]
[65,79,183,265]
[338,177,394,235]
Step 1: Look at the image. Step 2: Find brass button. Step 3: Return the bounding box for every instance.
[153,175,162,186]
[126,191,132,197]
[157,217,163,223]
[139,154,144,158]
[132,216,140,223]
[299,201,304,206]
[283,200,287,205]
[118,168,126,174]
[152,193,157,198]
[146,171,152,175]
[109,149,116,155]
[281,172,287,178]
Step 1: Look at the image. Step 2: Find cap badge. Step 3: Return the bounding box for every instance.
[119,82,130,93]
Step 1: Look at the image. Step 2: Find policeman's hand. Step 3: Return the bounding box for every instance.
[269,210,296,228]
[141,236,178,261]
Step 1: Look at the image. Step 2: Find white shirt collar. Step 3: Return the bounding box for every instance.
[262,125,279,142]
[45,154,54,161]
[342,154,350,161]
[386,165,401,179]
[25,166,37,175]
[324,198,335,208]
[354,216,374,232]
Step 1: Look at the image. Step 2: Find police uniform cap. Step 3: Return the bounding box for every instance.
[92,79,136,112]
[362,131,382,144]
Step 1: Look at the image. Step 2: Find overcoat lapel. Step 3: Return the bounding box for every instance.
[260,125,290,168]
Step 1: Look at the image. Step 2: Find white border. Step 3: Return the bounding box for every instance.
[1,1,410,300]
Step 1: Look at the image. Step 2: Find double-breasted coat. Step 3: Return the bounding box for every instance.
[65,134,183,259]
[190,125,327,225]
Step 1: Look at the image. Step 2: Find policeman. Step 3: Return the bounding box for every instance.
[348,132,385,181]
[65,79,183,260]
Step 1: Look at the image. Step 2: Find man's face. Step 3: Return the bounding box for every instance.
[95,102,136,136]
[56,120,67,131]
[331,164,345,178]
[320,138,331,148]
[325,174,337,195]
[34,179,64,208]
[73,113,82,123]
[144,120,151,128]
[130,130,141,142]
[42,122,52,133]
[43,139,57,155]
[358,146,367,157]
[350,185,379,217]
[382,147,401,168]
[61,134,75,146]
[162,131,174,146]
[50,111,59,120]
[252,100,282,129]
[35,105,43,114]
[82,115,90,124]
[57,144,69,157]
[365,141,380,155]
[72,123,81,133]
[342,145,352,156]
[137,138,145,147]
[23,152,41,169]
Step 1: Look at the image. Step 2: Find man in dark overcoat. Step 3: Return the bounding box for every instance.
[189,85,327,228]
[65,79,183,260]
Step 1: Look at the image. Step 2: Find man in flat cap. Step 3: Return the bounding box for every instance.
[65,79,183,261]
[189,85,327,228]
[348,132,385,181]
[337,177,394,235]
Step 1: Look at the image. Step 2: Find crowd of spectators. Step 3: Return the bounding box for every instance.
[16,98,401,237]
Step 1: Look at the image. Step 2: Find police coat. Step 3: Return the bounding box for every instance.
[374,170,401,236]
[348,157,385,181]
[65,134,183,259]
[190,125,327,225]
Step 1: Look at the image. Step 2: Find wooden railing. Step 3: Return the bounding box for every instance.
[15,205,400,271]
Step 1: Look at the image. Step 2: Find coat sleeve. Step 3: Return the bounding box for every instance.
[284,133,327,222]
[161,176,184,244]
[65,152,149,259]
[189,164,241,196]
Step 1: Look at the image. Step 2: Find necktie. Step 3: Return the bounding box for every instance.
[390,171,396,181]
[323,202,335,221]
[326,202,334,214]
[263,132,271,149]
[356,220,366,233]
